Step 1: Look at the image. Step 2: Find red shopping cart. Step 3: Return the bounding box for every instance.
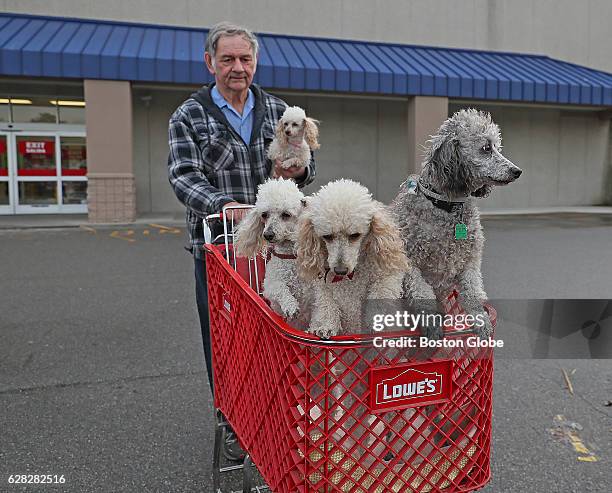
[204,207,495,493]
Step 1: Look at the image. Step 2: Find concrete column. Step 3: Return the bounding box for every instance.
[84,79,136,223]
[407,96,449,174]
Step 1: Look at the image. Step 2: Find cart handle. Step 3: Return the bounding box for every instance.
[203,205,255,245]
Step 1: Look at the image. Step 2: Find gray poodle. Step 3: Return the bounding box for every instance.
[391,109,522,338]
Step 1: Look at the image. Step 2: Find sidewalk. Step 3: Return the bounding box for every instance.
[1,206,612,229]
[0,213,185,230]
[480,205,612,216]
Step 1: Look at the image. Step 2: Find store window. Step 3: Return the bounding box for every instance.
[0,86,85,126]
[0,135,7,176]
[60,136,87,205]
[16,136,56,176]
[0,182,8,205]
[0,99,8,122]
[18,181,57,205]
[60,137,87,175]
[0,135,8,206]
[57,100,86,124]
[62,181,87,205]
[11,97,59,124]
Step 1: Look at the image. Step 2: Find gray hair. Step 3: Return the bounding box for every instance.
[205,22,259,59]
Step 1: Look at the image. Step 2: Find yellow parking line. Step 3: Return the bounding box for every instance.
[80,225,97,234]
[110,230,136,243]
[149,223,180,234]
[553,415,599,463]
[568,432,598,462]
[149,223,174,230]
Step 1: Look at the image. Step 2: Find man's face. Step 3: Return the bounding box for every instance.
[205,35,256,96]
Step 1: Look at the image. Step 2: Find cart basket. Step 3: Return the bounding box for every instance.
[205,243,495,493]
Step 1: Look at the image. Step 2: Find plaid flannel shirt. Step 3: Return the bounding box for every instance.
[168,83,316,257]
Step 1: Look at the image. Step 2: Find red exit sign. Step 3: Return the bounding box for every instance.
[18,141,55,156]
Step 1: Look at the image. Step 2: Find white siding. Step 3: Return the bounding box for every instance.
[3,0,612,72]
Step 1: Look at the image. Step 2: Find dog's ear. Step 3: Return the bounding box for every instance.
[427,133,471,196]
[471,184,492,198]
[364,208,409,274]
[296,216,325,280]
[304,117,320,150]
[275,118,288,146]
[234,209,265,258]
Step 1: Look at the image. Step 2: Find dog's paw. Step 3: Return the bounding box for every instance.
[281,157,299,169]
[282,300,300,320]
[308,325,337,340]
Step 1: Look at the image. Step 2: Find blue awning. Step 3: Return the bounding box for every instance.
[1,12,612,105]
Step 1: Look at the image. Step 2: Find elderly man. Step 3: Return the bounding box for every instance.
[167,22,315,460]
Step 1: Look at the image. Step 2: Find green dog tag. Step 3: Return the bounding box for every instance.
[455,223,468,240]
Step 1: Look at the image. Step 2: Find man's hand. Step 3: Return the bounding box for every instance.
[273,159,306,180]
[222,202,250,223]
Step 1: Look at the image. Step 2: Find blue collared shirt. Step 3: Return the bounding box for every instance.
[211,85,255,145]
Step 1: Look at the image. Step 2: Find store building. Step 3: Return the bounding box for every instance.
[1,3,611,222]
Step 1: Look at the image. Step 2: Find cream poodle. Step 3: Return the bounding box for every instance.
[297,179,409,338]
[234,178,311,327]
[267,106,319,171]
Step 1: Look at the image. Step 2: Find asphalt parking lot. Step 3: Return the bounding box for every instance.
[1,215,611,492]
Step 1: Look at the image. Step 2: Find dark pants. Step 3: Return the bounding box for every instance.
[194,255,214,393]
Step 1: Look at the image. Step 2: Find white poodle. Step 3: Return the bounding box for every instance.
[297,179,409,339]
[391,109,522,338]
[267,106,319,171]
[234,178,310,327]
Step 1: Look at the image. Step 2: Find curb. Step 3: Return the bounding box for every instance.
[2,208,612,230]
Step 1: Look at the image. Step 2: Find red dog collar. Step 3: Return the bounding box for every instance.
[271,249,297,260]
[322,268,355,283]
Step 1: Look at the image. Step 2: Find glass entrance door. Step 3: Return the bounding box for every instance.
[0,133,10,213]
[0,129,87,214]
[16,134,58,211]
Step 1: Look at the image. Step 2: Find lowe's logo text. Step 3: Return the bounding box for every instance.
[369,360,453,412]
[376,369,443,405]
[381,377,438,401]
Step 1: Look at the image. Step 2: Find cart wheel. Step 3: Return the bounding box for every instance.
[242,454,253,493]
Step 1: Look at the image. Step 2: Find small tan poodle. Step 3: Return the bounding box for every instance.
[297,179,409,339]
[267,106,319,172]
